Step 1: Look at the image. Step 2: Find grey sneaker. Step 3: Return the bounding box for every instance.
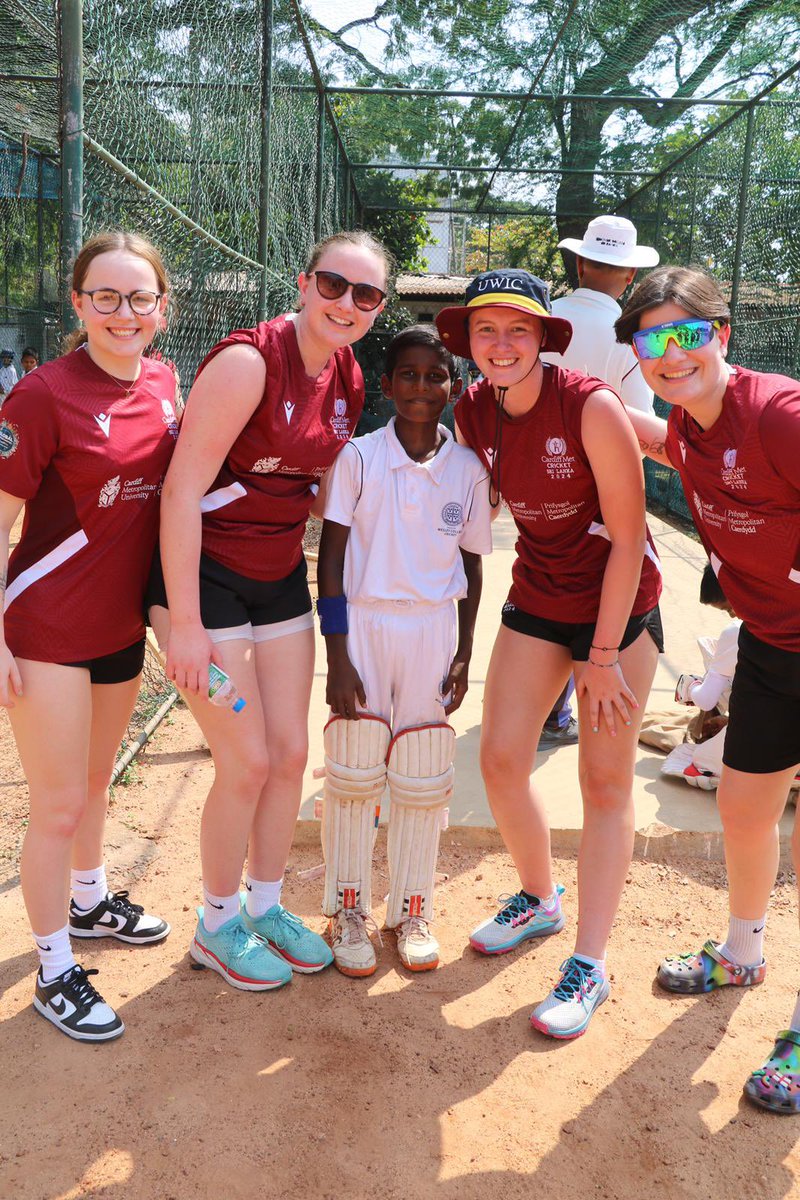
[538,717,579,750]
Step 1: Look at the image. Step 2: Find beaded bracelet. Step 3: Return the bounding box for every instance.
[588,657,619,668]
[590,643,619,652]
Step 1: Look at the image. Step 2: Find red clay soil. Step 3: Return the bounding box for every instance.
[2,703,800,1198]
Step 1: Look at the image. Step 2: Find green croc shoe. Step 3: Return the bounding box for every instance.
[745,1031,800,1115]
[657,939,766,994]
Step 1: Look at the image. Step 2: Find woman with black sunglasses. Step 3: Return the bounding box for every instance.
[149,231,391,992]
[616,265,800,1115]
[0,231,177,1042]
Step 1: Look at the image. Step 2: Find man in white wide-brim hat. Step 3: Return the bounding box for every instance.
[542,214,659,415]
[539,215,659,749]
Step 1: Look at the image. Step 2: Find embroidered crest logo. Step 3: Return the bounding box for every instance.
[252,456,281,474]
[98,476,121,508]
[330,397,351,440]
[0,419,19,458]
[546,437,567,457]
[723,448,737,470]
[441,502,463,527]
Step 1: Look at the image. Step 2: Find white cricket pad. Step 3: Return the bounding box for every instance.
[322,715,391,917]
[385,724,455,928]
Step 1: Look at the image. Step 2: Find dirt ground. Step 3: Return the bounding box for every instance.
[2,699,800,1200]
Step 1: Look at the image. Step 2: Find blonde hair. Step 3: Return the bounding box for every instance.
[304,230,394,286]
[63,231,169,354]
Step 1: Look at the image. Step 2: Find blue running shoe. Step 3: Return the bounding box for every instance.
[469,885,565,955]
[530,956,610,1039]
[240,898,333,974]
[190,910,291,990]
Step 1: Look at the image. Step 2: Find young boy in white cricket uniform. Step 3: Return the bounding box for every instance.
[317,325,492,976]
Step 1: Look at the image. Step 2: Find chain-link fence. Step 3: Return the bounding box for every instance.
[1,0,799,608]
[618,95,800,522]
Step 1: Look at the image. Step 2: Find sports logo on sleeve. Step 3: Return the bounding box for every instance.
[0,419,19,458]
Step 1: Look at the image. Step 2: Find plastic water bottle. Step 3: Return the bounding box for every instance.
[208,663,246,713]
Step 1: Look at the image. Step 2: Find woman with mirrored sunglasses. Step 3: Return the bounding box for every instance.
[616,264,800,1115]
[149,230,392,991]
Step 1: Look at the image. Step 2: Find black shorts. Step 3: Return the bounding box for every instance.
[146,549,312,632]
[65,638,146,685]
[500,602,664,660]
[723,624,800,774]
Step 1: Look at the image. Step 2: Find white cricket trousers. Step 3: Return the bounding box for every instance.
[347,600,457,733]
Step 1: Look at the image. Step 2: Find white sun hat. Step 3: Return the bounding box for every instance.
[558,215,659,269]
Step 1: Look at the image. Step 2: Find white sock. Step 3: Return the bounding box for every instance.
[244,874,283,919]
[71,865,108,912]
[202,888,240,934]
[33,925,77,983]
[574,952,606,976]
[718,913,766,967]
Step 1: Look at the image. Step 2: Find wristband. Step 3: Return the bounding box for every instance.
[317,594,348,636]
[590,643,619,652]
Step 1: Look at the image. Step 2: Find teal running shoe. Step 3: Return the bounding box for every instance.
[190,910,291,990]
[530,956,610,1040]
[241,898,333,974]
[469,885,565,955]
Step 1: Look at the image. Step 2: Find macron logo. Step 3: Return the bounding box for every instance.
[94,413,111,438]
[284,401,295,426]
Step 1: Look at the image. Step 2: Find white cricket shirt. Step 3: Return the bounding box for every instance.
[323,418,492,604]
[541,288,654,413]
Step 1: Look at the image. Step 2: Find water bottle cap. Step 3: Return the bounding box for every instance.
[232,698,246,713]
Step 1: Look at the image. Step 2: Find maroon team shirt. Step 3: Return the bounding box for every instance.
[455,364,662,621]
[196,314,364,580]
[0,347,178,662]
[666,366,800,652]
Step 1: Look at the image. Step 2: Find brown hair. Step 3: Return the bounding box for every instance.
[63,231,169,354]
[615,265,731,345]
[303,230,395,288]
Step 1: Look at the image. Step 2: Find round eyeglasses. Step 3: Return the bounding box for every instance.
[78,288,163,316]
[310,270,386,313]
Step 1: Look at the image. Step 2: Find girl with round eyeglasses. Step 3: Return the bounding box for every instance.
[616,264,800,1115]
[0,231,178,1042]
[148,230,392,992]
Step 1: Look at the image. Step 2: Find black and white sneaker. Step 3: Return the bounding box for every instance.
[69,890,170,944]
[33,965,124,1042]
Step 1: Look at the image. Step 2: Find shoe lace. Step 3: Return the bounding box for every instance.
[231,923,263,960]
[266,906,302,948]
[338,907,383,948]
[107,890,144,918]
[495,892,536,926]
[553,957,595,1001]
[62,965,105,1009]
[400,916,431,944]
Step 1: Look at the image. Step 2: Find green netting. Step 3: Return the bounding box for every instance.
[1,0,799,521]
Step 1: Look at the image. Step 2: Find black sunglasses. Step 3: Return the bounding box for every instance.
[310,270,386,313]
